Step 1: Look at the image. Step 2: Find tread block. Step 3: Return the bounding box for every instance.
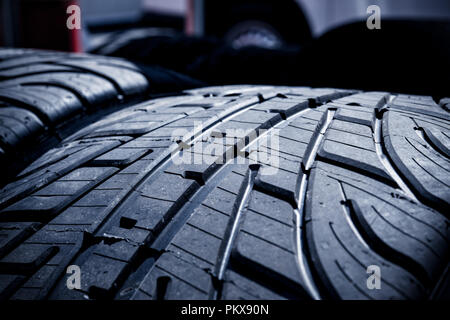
[0,244,58,275]
[74,189,122,207]
[247,190,293,226]
[0,63,75,79]
[0,107,44,150]
[132,263,208,300]
[0,73,118,106]
[306,168,436,299]
[334,92,388,108]
[252,98,309,118]
[318,138,391,182]
[0,124,20,148]
[76,253,128,295]
[85,122,164,138]
[222,271,285,300]
[56,60,148,96]
[119,173,200,232]
[333,106,373,126]
[156,252,212,293]
[256,169,298,199]
[0,86,83,124]
[24,224,83,245]
[392,95,447,115]
[1,167,118,221]
[241,210,293,252]
[330,119,373,137]
[383,111,450,211]
[422,127,450,158]
[0,140,121,208]
[0,274,26,300]
[164,157,222,184]
[139,173,199,202]
[133,252,212,300]
[0,108,42,133]
[93,241,140,264]
[343,189,448,284]
[233,232,308,297]
[186,205,229,239]
[202,188,238,216]
[50,206,110,229]
[0,222,40,258]
[91,147,149,167]
[171,224,222,265]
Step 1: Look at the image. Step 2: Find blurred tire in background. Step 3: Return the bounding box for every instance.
[199,0,312,50]
[0,0,83,52]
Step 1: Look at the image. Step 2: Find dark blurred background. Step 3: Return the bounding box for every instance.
[1,0,450,97]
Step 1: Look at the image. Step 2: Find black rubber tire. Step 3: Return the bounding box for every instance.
[0,48,203,181]
[203,1,312,48]
[99,20,450,98]
[0,84,448,300]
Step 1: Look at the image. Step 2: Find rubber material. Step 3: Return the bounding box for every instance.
[0,84,448,300]
[0,48,203,180]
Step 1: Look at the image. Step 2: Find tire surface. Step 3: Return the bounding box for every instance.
[0,48,202,180]
[0,84,448,300]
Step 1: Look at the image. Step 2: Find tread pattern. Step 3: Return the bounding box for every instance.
[382,108,450,214]
[0,48,200,179]
[0,84,448,300]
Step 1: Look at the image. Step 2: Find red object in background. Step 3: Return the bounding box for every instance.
[67,0,82,52]
[4,0,83,52]
[185,0,204,37]
[185,0,195,36]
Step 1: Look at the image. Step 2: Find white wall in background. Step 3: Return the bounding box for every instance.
[142,0,186,16]
[297,0,450,37]
[80,0,143,26]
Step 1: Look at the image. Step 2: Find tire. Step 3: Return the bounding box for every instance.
[0,48,203,182]
[225,20,284,50]
[204,1,311,50]
[0,84,448,300]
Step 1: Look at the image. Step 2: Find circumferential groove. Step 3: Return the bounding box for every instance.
[291,109,338,300]
[373,106,418,202]
[303,109,336,171]
[213,164,260,299]
[293,174,321,300]
[91,96,266,235]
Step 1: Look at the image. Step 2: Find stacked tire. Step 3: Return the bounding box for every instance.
[0,50,448,300]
